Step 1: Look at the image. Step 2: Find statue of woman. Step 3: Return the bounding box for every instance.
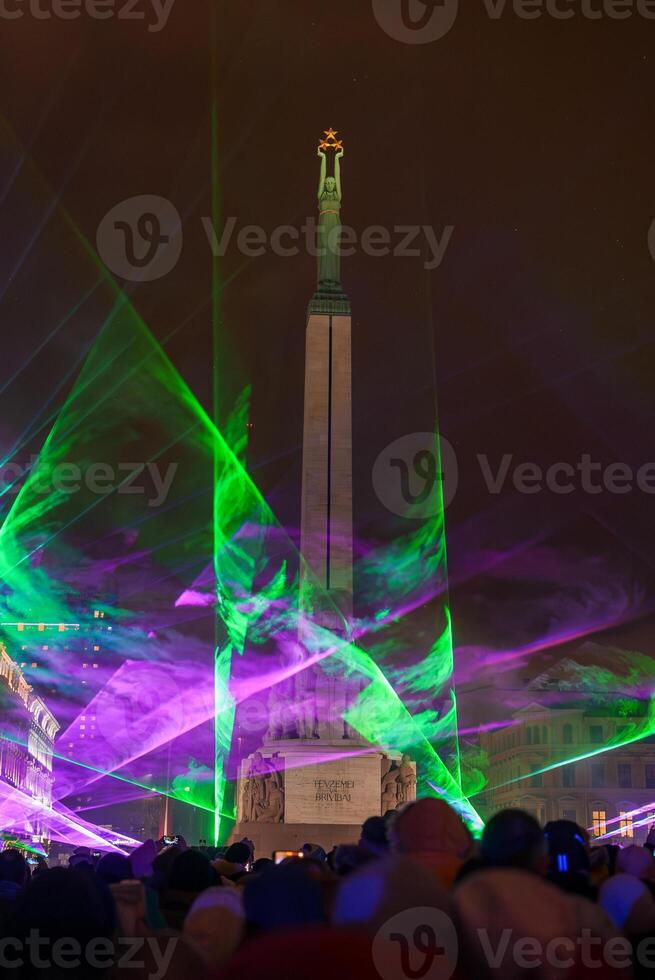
[316,146,344,287]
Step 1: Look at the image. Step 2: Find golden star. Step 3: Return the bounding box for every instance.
[324,128,338,141]
[318,140,330,150]
[333,139,343,151]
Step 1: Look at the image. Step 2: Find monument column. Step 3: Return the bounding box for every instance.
[295,131,355,743]
[299,133,353,630]
[231,133,409,853]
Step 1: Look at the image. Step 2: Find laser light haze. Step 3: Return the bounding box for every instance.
[0,223,473,841]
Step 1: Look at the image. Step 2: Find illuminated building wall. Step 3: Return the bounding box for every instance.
[479,701,655,843]
[0,643,59,837]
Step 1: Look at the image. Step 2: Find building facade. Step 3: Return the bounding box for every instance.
[0,643,59,839]
[479,700,655,842]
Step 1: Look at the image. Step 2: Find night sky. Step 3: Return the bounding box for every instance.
[1,1,655,730]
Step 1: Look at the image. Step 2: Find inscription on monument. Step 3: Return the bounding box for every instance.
[284,755,381,825]
[315,778,355,802]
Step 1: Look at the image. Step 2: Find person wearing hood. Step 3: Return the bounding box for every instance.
[0,848,29,928]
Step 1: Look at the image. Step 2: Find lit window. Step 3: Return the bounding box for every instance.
[94,611,100,619]
[17,624,24,631]
[620,812,634,839]
[592,810,607,837]
[93,646,100,652]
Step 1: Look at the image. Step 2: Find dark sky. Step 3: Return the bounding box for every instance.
[1,1,655,721]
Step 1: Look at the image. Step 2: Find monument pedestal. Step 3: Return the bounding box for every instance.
[230,822,365,856]
[231,741,397,855]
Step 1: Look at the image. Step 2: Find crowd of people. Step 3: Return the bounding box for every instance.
[2,800,655,978]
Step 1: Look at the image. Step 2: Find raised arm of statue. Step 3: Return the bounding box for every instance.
[317,148,327,200]
[334,148,343,202]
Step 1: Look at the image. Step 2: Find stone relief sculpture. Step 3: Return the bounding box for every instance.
[397,753,417,805]
[267,686,297,741]
[381,755,417,811]
[242,752,285,823]
[381,757,400,811]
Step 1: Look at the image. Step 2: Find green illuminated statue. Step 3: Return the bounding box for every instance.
[317,130,344,288]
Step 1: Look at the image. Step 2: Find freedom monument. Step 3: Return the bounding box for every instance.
[232,132,416,851]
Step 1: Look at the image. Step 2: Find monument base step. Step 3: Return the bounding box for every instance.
[229,821,363,858]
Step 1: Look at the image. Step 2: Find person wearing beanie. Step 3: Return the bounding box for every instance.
[388,798,476,887]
